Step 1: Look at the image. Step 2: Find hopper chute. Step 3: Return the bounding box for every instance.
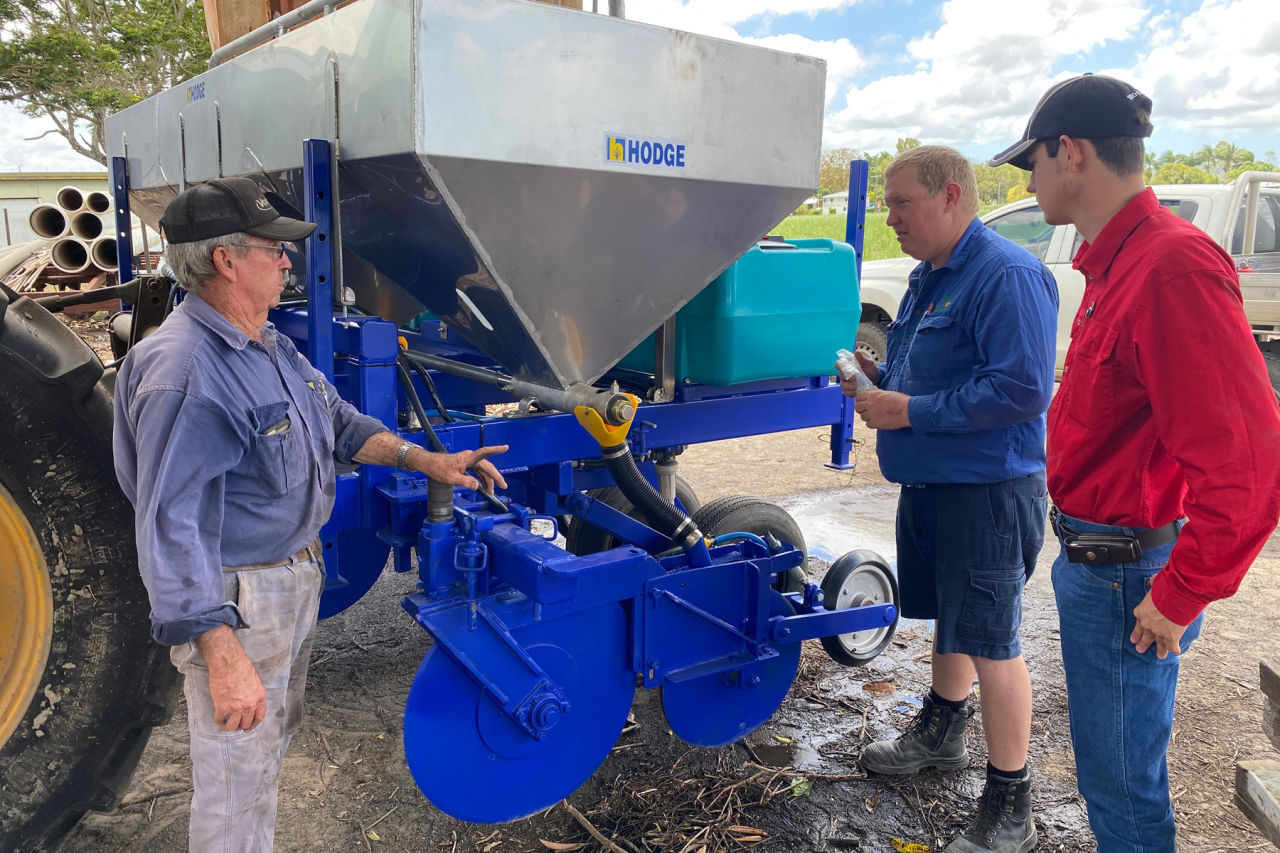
[105,0,825,389]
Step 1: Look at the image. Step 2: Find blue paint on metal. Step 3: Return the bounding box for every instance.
[303,138,335,381]
[846,158,869,279]
[109,156,135,285]
[119,148,892,822]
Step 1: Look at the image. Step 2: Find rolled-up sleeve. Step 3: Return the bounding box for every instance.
[1140,268,1280,624]
[115,386,249,645]
[328,382,388,464]
[907,264,1057,434]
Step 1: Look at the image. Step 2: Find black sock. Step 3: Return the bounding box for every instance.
[987,761,1028,781]
[928,687,967,712]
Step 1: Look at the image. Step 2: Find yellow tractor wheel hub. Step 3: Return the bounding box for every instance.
[0,484,52,749]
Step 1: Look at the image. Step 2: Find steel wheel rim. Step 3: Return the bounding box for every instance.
[0,483,53,748]
[831,564,893,655]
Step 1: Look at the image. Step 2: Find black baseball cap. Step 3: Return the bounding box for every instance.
[988,74,1154,170]
[160,177,317,244]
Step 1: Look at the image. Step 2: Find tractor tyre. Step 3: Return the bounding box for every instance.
[690,496,808,593]
[0,293,176,852]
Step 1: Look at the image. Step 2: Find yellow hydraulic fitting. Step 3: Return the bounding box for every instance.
[574,392,640,447]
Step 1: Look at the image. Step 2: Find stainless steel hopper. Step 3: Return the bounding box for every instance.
[105,0,825,389]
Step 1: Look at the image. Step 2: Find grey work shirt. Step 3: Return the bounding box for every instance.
[113,293,385,645]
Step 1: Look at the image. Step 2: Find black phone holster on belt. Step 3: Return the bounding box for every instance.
[1050,507,1180,565]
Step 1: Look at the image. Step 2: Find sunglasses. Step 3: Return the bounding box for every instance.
[227,241,295,258]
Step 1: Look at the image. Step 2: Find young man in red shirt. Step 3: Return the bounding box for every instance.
[990,74,1280,852]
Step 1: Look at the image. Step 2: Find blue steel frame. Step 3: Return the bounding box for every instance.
[111,145,894,810]
[110,156,135,286]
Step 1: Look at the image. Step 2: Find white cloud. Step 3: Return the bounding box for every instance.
[1136,0,1280,153]
[823,0,1150,153]
[624,0,867,101]
[0,102,98,172]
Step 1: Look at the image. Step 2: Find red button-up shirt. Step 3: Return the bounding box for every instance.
[1048,188,1280,625]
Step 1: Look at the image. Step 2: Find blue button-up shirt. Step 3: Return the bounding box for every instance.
[113,293,385,645]
[875,218,1058,485]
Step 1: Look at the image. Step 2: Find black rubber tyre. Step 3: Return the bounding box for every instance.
[564,475,701,555]
[1,303,176,852]
[855,320,889,367]
[690,496,808,593]
[819,549,899,667]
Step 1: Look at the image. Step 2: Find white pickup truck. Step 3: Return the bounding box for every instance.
[856,172,1280,392]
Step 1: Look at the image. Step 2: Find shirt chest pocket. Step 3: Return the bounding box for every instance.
[246,401,309,497]
[1059,323,1122,431]
[905,313,959,380]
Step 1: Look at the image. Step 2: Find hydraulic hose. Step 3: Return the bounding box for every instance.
[396,359,447,454]
[573,393,707,563]
[406,357,455,423]
[600,441,703,553]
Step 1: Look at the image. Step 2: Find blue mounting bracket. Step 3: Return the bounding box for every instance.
[404,592,571,740]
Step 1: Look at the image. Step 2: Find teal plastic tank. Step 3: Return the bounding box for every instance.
[617,238,861,386]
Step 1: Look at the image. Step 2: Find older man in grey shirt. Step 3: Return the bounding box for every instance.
[113,177,507,852]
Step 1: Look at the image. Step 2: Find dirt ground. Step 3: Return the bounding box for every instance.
[60,316,1276,852]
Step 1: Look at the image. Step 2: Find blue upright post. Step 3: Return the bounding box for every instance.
[827,159,871,470]
[844,159,869,283]
[303,138,335,381]
[109,156,135,285]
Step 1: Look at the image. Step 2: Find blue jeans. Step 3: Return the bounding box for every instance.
[1050,512,1203,853]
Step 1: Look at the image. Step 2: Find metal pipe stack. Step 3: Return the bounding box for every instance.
[28,187,117,274]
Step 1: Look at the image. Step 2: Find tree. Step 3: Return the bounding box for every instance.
[0,0,209,166]
[1007,184,1032,203]
[895,137,921,155]
[1227,160,1276,182]
[974,163,1025,208]
[819,147,858,194]
[1150,162,1216,185]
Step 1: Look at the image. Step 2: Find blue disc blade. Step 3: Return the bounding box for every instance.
[659,590,799,747]
[403,601,633,823]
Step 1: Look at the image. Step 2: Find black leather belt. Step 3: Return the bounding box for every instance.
[1049,507,1180,550]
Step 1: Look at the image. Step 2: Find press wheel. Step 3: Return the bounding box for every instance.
[819,549,898,666]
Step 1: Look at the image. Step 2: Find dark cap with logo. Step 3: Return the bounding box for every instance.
[159,177,317,244]
[988,74,1154,171]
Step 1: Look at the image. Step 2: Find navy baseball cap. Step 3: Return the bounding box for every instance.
[160,177,316,244]
[989,74,1154,170]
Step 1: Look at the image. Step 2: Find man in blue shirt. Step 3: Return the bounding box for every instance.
[113,177,507,852]
[840,146,1057,853]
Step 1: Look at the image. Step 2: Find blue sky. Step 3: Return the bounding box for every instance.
[1,0,1277,171]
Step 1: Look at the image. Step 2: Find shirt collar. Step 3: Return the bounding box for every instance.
[910,217,984,284]
[182,292,277,351]
[1072,187,1159,281]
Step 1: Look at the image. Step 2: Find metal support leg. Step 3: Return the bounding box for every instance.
[303,138,335,382]
[109,156,135,285]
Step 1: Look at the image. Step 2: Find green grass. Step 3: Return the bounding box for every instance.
[770,211,904,261]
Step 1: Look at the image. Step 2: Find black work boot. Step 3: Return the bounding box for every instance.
[859,693,971,775]
[944,774,1036,853]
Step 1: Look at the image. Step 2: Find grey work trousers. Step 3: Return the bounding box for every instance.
[171,555,324,853]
